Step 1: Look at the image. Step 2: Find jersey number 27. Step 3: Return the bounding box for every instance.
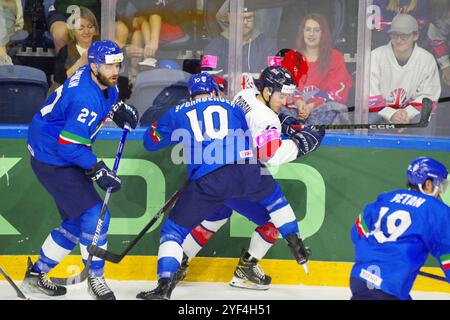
[41,85,98,127]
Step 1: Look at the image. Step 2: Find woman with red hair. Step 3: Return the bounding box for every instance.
[293,13,353,125]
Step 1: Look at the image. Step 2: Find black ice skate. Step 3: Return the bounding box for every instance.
[87,275,116,300]
[21,257,67,298]
[285,233,311,274]
[172,253,189,286]
[229,250,271,290]
[136,278,174,300]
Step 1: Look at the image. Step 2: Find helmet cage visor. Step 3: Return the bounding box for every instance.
[437,178,449,194]
[421,175,449,195]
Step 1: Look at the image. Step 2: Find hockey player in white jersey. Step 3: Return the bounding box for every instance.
[176,66,325,290]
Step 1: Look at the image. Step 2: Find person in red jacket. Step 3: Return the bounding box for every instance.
[293,13,353,125]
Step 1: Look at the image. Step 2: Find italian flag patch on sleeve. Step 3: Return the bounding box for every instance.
[59,130,91,146]
[356,214,369,237]
[150,122,163,142]
[441,254,450,271]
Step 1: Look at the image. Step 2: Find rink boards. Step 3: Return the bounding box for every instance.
[0,128,449,293]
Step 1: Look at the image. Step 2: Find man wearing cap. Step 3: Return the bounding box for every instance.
[201,0,277,75]
[23,40,138,300]
[369,14,441,125]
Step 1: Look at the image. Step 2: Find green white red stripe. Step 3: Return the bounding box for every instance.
[149,122,163,142]
[355,214,369,237]
[59,130,91,146]
[441,254,450,271]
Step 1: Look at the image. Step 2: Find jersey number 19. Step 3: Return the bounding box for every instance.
[369,207,412,243]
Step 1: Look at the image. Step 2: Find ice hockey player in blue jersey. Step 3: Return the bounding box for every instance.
[23,40,139,300]
[137,72,311,300]
[175,66,325,291]
[350,156,450,300]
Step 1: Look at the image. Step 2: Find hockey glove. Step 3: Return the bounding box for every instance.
[291,126,325,156]
[86,161,121,192]
[285,234,311,265]
[111,101,139,130]
[278,112,305,136]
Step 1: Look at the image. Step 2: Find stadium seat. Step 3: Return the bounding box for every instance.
[0,65,48,124]
[127,68,191,117]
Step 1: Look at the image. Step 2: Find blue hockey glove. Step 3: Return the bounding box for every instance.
[278,112,305,136]
[111,101,139,130]
[292,125,325,156]
[86,161,121,192]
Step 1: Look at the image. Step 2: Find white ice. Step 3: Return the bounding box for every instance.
[0,280,449,300]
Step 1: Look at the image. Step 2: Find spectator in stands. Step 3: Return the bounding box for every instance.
[46,1,128,53]
[371,0,429,48]
[47,0,100,53]
[293,13,353,125]
[427,0,450,88]
[201,1,278,75]
[0,0,23,65]
[118,0,187,82]
[369,14,441,125]
[53,6,99,86]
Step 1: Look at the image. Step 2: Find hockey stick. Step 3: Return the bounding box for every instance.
[50,124,130,286]
[418,271,448,283]
[291,98,432,131]
[346,96,450,112]
[0,266,29,299]
[87,183,186,263]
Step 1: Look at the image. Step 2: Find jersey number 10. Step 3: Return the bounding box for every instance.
[186,105,229,142]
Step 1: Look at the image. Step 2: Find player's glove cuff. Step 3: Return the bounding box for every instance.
[278,112,305,136]
[110,101,139,130]
[292,126,325,156]
[86,161,121,192]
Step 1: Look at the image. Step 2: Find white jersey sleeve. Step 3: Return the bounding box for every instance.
[233,89,299,165]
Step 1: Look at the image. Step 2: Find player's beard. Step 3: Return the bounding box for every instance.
[97,72,118,87]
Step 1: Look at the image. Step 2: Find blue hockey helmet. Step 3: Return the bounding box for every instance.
[188,72,219,97]
[88,40,123,65]
[407,157,449,194]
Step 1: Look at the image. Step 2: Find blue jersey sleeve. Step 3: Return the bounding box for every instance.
[143,109,179,152]
[56,96,99,169]
[423,203,450,282]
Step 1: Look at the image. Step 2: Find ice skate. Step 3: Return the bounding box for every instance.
[21,257,66,299]
[229,250,271,290]
[136,278,174,300]
[87,275,116,300]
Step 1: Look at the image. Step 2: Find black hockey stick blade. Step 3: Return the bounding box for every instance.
[0,266,29,300]
[88,186,185,264]
[87,245,123,263]
[418,270,448,283]
[51,267,89,286]
[292,97,433,131]
[87,208,165,263]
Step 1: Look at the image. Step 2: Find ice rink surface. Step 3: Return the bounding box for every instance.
[0,280,449,300]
